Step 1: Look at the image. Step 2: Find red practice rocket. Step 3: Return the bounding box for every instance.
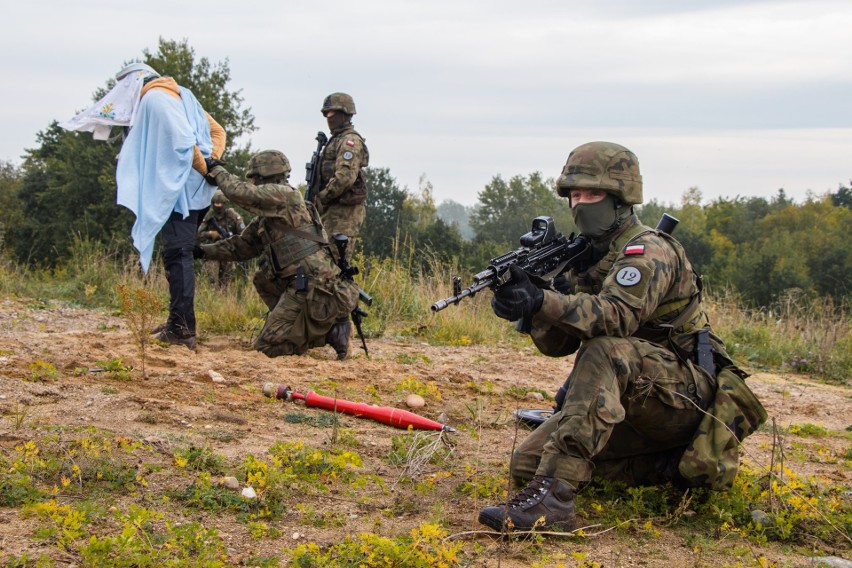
[262,383,455,432]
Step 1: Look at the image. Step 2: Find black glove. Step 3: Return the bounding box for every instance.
[192,245,205,259]
[552,273,572,294]
[490,265,544,323]
[204,157,224,185]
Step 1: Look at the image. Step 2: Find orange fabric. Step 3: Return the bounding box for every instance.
[140,78,227,174]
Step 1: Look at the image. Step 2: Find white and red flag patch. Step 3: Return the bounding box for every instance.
[624,244,645,255]
[345,140,355,147]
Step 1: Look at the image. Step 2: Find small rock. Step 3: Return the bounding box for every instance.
[208,370,226,384]
[405,394,425,409]
[750,509,772,527]
[436,412,449,424]
[812,557,852,568]
[292,532,301,540]
[525,391,545,401]
[241,486,257,499]
[222,476,240,491]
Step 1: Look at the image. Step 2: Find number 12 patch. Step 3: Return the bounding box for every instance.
[615,267,642,287]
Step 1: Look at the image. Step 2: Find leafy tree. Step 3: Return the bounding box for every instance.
[0,161,24,255]
[436,200,474,240]
[141,38,256,148]
[11,124,133,265]
[11,39,255,268]
[470,172,573,250]
[360,168,408,259]
[831,182,852,209]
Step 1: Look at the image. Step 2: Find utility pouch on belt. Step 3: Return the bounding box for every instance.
[695,328,715,376]
[294,266,308,293]
[678,365,767,489]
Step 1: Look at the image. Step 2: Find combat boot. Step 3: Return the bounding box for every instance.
[479,476,576,532]
[155,329,197,351]
[325,317,351,360]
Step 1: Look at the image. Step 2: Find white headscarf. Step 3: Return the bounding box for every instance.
[59,70,149,140]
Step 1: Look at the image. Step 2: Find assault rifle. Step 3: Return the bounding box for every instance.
[304,131,328,204]
[431,213,680,313]
[332,234,372,357]
[208,216,232,240]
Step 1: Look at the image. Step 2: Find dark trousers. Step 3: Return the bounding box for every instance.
[161,210,202,336]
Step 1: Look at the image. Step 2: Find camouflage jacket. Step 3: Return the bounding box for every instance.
[531,214,725,361]
[200,168,338,281]
[197,208,245,243]
[317,124,369,207]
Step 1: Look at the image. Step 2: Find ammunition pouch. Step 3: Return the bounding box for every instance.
[678,365,767,489]
[337,171,369,206]
[265,223,327,278]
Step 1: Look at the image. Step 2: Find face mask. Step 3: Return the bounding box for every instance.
[326,113,349,132]
[572,195,618,239]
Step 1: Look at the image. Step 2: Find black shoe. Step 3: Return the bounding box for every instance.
[479,476,576,532]
[155,329,197,351]
[150,322,168,335]
[325,319,351,360]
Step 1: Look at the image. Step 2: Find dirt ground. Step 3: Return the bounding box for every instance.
[0,296,849,567]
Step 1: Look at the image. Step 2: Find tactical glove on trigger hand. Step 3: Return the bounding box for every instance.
[491,265,544,323]
[192,245,205,260]
[204,157,223,185]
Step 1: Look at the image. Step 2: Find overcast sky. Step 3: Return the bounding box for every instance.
[2,0,851,207]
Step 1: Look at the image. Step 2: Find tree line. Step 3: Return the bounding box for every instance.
[0,38,848,308]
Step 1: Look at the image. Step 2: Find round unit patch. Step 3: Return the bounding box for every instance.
[615,266,642,287]
[343,151,353,160]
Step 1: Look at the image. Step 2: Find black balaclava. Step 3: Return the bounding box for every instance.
[326,113,350,134]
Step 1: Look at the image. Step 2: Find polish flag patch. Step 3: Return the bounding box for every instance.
[345,140,355,147]
[624,244,645,255]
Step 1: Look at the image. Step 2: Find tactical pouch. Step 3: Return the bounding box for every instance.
[338,172,369,205]
[677,366,767,489]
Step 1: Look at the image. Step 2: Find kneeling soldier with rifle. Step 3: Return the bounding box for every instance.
[196,150,360,359]
[457,142,765,534]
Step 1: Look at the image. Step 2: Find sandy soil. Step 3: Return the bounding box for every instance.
[0,296,849,566]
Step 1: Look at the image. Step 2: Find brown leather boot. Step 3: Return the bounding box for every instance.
[479,476,576,532]
[325,318,351,360]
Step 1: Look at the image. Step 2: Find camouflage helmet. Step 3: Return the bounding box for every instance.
[556,141,643,205]
[211,190,227,204]
[321,92,356,115]
[246,150,291,179]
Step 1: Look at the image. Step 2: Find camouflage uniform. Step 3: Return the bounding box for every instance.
[510,143,765,491]
[197,191,245,287]
[201,151,359,358]
[479,141,765,533]
[513,213,720,488]
[313,93,369,262]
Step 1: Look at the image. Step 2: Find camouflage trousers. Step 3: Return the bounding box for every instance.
[321,202,366,263]
[202,259,235,288]
[511,336,714,489]
[252,274,359,358]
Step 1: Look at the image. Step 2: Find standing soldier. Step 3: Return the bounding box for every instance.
[197,190,246,287]
[197,150,358,359]
[311,92,369,264]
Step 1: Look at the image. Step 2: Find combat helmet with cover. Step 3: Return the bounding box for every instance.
[321,92,356,115]
[211,190,227,205]
[556,141,643,205]
[246,150,291,180]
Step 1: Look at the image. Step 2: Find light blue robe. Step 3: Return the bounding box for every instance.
[116,86,215,272]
